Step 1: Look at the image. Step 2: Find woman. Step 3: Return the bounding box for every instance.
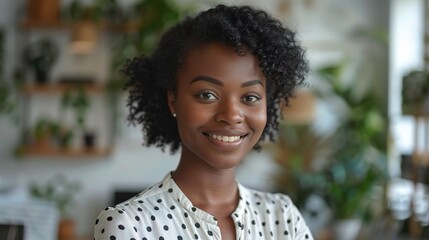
[94,4,312,240]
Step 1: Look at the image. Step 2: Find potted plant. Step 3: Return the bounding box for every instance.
[32,118,55,150]
[273,62,389,240]
[29,175,81,240]
[61,87,95,149]
[23,38,59,84]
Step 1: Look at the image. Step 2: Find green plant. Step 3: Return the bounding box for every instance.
[0,85,14,115]
[30,175,80,218]
[61,87,90,131]
[318,64,388,220]
[0,28,14,116]
[273,122,330,209]
[1,31,23,123]
[33,118,53,141]
[22,38,59,83]
[26,118,74,150]
[62,0,102,22]
[274,62,388,221]
[319,63,387,220]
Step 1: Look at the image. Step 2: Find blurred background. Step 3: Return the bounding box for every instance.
[0,0,427,239]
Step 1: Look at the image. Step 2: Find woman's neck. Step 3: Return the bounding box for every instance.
[172,158,239,207]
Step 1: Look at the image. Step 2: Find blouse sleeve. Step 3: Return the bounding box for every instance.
[276,193,314,240]
[94,207,141,240]
[291,203,314,240]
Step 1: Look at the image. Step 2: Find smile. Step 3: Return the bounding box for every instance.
[203,133,247,143]
[211,134,241,142]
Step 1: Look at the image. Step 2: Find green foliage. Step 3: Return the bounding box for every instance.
[62,0,130,23]
[275,62,388,221]
[30,175,80,218]
[0,29,11,115]
[274,123,330,208]
[317,64,387,152]
[0,29,19,121]
[61,88,90,130]
[316,63,388,219]
[22,38,59,73]
[31,118,74,148]
[0,85,14,115]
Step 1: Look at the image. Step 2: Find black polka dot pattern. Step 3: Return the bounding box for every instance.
[93,173,314,240]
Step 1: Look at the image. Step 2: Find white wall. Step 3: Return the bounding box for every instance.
[0,0,390,236]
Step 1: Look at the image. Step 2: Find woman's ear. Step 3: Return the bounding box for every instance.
[167,90,176,116]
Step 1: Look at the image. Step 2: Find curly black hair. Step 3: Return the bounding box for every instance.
[123,4,308,153]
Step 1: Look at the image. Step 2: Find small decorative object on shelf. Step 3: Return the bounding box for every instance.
[61,87,97,150]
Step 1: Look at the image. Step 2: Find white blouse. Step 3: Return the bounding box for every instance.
[94,173,314,240]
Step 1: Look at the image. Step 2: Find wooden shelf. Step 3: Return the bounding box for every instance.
[21,19,139,33]
[21,145,112,158]
[21,83,106,95]
[21,20,69,30]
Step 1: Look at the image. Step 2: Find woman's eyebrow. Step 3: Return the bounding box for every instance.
[190,75,263,88]
[190,75,223,86]
[241,79,263,87]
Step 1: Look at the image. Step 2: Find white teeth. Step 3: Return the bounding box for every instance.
[211,134,241,143]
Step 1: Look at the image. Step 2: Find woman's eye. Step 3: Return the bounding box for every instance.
[242,94,261,103]
[197,92,217,101]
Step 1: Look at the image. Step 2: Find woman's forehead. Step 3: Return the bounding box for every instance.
[178,42,264,82]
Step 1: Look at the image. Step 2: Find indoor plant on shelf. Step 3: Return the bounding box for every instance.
[30,174,81,240]
[22,38,59,84]
[61,87,94,149]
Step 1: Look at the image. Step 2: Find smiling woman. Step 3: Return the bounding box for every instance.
[169,43,267,171]
[94,4,311,240]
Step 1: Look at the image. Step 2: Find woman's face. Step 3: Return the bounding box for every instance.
[168,43,267,170]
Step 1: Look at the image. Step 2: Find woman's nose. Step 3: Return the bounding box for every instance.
[214,98,244,125]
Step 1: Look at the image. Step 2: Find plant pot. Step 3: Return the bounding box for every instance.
[332,218,362,240]
[83,131,96,149]
[35,69,49,84]
[58,219,75,240]
[27,0,60,23]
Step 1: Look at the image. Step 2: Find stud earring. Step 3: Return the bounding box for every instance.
[172,113,176,117]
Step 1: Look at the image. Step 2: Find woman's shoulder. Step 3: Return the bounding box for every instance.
[240,185,294,206]
[95,173,173,222]
[238,185,305,219]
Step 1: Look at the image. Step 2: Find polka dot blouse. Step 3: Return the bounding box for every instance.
[94,173,314,240]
